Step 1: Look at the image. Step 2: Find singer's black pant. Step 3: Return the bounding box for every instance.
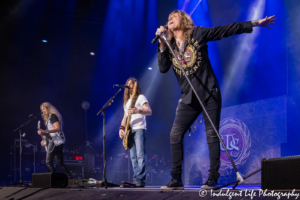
[170,89,222,182]
[46,143,71,176]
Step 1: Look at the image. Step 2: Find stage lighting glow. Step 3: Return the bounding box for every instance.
[90,52,95,56]
[148,67,152,70]
[222,0,266,98]
[42,40,47,43]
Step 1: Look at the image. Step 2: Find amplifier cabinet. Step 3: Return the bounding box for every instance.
[262,155,300,190]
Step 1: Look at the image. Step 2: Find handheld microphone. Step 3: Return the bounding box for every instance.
[151,25,168,44]
[114,84,130,89]
[29,112,43,118]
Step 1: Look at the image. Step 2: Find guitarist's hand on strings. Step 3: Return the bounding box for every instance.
[41,141,45,147]
[37,129,45,135]
[119,129,125,139]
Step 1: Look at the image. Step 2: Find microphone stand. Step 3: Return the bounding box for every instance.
[12,113,40,186]
[158,34,245,188]
[215,168,261,190]
[96,87,122,189]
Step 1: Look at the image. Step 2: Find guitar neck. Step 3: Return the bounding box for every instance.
[125,115,131,130]
[125,96,137,130]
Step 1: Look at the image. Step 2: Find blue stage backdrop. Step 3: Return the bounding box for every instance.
[184,96,287,185]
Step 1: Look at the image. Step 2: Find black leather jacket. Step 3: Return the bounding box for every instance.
[157,21,253,104]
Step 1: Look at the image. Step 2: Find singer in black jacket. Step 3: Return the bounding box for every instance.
[156,10,276,190]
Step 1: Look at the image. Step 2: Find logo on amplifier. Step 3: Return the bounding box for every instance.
[219,118,251,171]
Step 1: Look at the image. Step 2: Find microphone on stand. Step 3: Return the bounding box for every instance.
[29,112,43,118]
[114,84,130,89]
[151,25,168,44]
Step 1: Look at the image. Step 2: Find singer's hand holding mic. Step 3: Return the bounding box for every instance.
[155,26,168,52]
[156,26,168,40]
[152,25,169,47]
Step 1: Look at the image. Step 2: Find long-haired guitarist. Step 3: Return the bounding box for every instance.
[119,77,152,187]
[37,102,72,178]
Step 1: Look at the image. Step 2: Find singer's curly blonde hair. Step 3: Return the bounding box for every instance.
[40,102,63,126]
[167,10,195,44]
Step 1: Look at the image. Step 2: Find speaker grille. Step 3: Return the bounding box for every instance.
[262,156,300,190]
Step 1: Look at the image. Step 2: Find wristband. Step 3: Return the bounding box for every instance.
[251,20,259,27]
[119,126,125,130]
[159,46,166,52]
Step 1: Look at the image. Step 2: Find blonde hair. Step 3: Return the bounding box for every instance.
[40,102,63,126]
[167,10,195,44]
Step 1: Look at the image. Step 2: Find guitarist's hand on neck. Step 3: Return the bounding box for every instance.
[128,107,140,114]
[128,103,152,116]
[38,129,46,135]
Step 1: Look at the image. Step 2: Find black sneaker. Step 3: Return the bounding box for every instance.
[201,179,218,189]
[160,179,184,190]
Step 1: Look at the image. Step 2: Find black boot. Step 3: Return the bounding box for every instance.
[201,178,218,189]
[207,140,221,180]
[201,140,220,189]
[160,179,184,190]
[160,171,184,190]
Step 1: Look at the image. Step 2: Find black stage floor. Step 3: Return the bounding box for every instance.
[1,185,300,200]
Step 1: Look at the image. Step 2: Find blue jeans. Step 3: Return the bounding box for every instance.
[129,129,146,185]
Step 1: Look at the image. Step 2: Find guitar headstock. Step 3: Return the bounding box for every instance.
[37,120,40,129]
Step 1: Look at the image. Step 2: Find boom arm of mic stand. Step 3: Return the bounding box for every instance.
[14,116,37,132]
[97,88,122,116]
[160,35,244,184]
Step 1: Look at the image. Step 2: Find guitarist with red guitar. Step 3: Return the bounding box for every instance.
[119,77,152,187]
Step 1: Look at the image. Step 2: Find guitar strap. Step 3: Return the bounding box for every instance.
[46,115,56,153]
[46,116,51,141]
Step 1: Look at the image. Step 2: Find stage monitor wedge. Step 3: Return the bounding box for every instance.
[32,172,68,188]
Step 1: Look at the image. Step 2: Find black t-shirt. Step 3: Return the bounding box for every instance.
[50,114,59,124]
